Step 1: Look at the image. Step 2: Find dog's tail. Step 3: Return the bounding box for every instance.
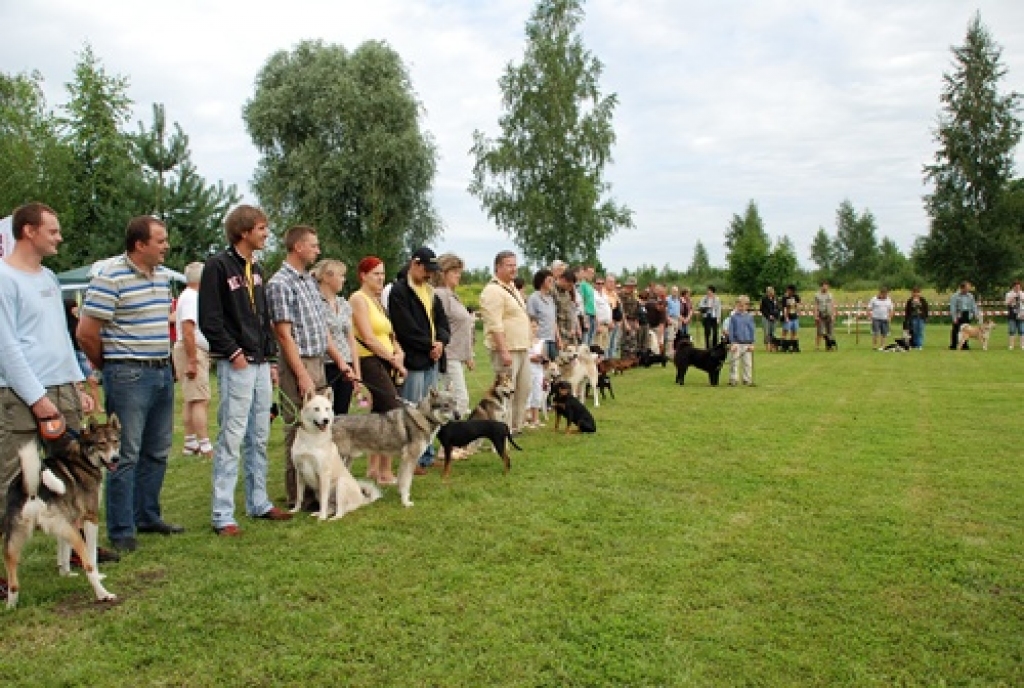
[18,441,67,498]
[357,480,383,503]
[507,429,524,452]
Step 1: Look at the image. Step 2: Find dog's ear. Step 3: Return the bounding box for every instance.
[322,387,334,403]
[87,415,98,432]
[304,389,316,404]
[109,413,120,433]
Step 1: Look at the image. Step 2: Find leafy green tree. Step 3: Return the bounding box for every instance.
[759,236,799,296]
[920,14,1022,293]
[809,227,837,277]
[725,200,769,296]
[243,39,440,278]
[833,199,878,282]
[688,240,711,280]
[133,103,240,270]
[0,71,74,221]
[469,0,633,265]
[60,44,142,271]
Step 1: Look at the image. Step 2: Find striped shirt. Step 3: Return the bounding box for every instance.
[81,254,173,361]
[266,262,328,357]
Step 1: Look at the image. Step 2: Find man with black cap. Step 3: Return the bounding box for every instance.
[389,247,451,473]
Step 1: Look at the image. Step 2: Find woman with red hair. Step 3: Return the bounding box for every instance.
[350,257,406,485]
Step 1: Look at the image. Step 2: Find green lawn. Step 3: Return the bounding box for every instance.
[2,324,1022,687]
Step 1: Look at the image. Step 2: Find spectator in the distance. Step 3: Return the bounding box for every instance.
[904,286,929,350]
[949,281,978,350]
[433,253,475,418]
[1004,279,1023,351]
[172,261,213,458]
[868,286,895,350]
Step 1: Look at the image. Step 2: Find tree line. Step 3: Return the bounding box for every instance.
[2,4,1020,296]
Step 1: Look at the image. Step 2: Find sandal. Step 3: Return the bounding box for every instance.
[183,435,200,456]
[377,475,398,486]
[198,439,214,459]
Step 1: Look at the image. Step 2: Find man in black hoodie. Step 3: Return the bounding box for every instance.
[388,247,451,473]
[198,205,292,537]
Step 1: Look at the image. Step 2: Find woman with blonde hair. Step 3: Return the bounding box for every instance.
[311,259,360,415]
[350,256,406,485]
[431,253,474,417]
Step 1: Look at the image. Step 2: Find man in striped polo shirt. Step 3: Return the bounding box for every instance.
[78,216,183,553]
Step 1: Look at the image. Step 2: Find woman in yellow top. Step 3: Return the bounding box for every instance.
[350,256,406,485]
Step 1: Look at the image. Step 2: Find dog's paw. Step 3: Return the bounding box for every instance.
[401,499,414,508]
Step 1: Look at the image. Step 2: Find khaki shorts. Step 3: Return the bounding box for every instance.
[172,342,212,402]
[0,384,82,515]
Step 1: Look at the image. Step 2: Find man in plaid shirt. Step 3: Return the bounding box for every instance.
[267,225,352,511]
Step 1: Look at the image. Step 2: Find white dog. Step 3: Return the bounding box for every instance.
[291,390,381,521]
[557,344,600,407]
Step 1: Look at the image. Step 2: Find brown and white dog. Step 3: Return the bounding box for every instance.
[958,320,996,351]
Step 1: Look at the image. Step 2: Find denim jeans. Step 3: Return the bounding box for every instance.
[584,314,597,345]
[102,361,174,540]
[212,360,274,528]
[401,365,439,466]
[910,317,925,348]
[607,324,620,359]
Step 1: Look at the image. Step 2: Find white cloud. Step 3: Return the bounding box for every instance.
[2,0,1022,273]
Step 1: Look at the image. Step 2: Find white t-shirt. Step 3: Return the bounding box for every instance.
[594,290,612,324]
[868,296,894,321]
[1005,289,1024,318]
[175,287,209,350]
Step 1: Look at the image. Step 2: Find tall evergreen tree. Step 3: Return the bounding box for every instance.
[133,103,239,269]
[833,199,879,282]
[688,240,711,280]
[809,227,837,277]
[61,44,141,270]
[725,200,769,296]
[920,14,1022,293]
[469,0,632,265]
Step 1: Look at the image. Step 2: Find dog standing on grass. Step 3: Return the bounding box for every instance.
[4,416,121,609]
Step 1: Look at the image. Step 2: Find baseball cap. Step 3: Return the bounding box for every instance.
[624,277,637,286]
[411,247,439,271]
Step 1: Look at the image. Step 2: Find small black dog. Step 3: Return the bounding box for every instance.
[550,381,597,433]
[777,338,801,353]
[437,419,522,478]
[672,339,729,386]
[586,372,615,400]
[824,335,838,351]
[638,349,669,368]
[881,335,912,352]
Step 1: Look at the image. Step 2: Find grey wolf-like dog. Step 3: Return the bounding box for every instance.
[331,388,458,507]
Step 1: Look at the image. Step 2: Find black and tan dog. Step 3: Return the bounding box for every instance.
[437,420,522,478]
[672,336,729,386]
[549,381,597,433]
[4,416,121,609]
[469,371,515,422]
[776,338,801,353]
[823,335,838,351]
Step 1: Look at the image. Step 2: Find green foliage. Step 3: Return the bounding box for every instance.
[243,39,441,285]
[725,200,769,295]
[469,0,633,265]
[833,199,879,282]
[59,44,142,270]
[809,226,837,277]
[688,240,712,280]
[0,71,74,220]
[759,235,799,296]
[133,104,240,270]
[920,13,1023,293]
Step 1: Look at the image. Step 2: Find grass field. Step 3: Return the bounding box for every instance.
[2,323,1022,687]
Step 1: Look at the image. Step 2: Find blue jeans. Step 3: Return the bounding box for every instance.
[103,361,175,540]
[401,365,439,467]
[212,361,274,528]
[584,314,597,345]
[910,317,925,348]
[607,324,620,359]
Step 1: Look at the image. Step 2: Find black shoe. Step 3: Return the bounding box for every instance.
[70,547,121,568]
[137,522,185,535]
[110,537,138,553]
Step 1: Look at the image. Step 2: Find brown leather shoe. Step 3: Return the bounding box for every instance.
[413,466,429,476]
[256,506,293,521]
[214,524,242,537]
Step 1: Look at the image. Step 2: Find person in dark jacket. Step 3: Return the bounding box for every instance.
[198,204,291,537]
[904,286,929,350]
[759,286,779,351]
[388,247,451,472]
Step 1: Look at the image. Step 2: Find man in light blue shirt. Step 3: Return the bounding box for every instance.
[0,203,95,569]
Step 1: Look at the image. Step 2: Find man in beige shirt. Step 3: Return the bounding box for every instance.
[479,250,531,433]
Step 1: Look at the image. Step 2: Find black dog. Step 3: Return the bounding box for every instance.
[549,381,597,433]
[881,336,912,352]
[638,349,669,368]
[824,335,838,351]
[586,372,615,400]
[437,419,522,478]
[672,339,728,386]
[777,338,801,353]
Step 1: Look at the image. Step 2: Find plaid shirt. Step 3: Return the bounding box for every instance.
[554,285,577,344]
[266,262,328,357]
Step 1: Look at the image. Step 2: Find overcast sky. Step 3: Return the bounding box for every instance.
[2,0,1023,272]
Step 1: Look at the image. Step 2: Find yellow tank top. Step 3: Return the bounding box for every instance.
[351,291,395,358]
